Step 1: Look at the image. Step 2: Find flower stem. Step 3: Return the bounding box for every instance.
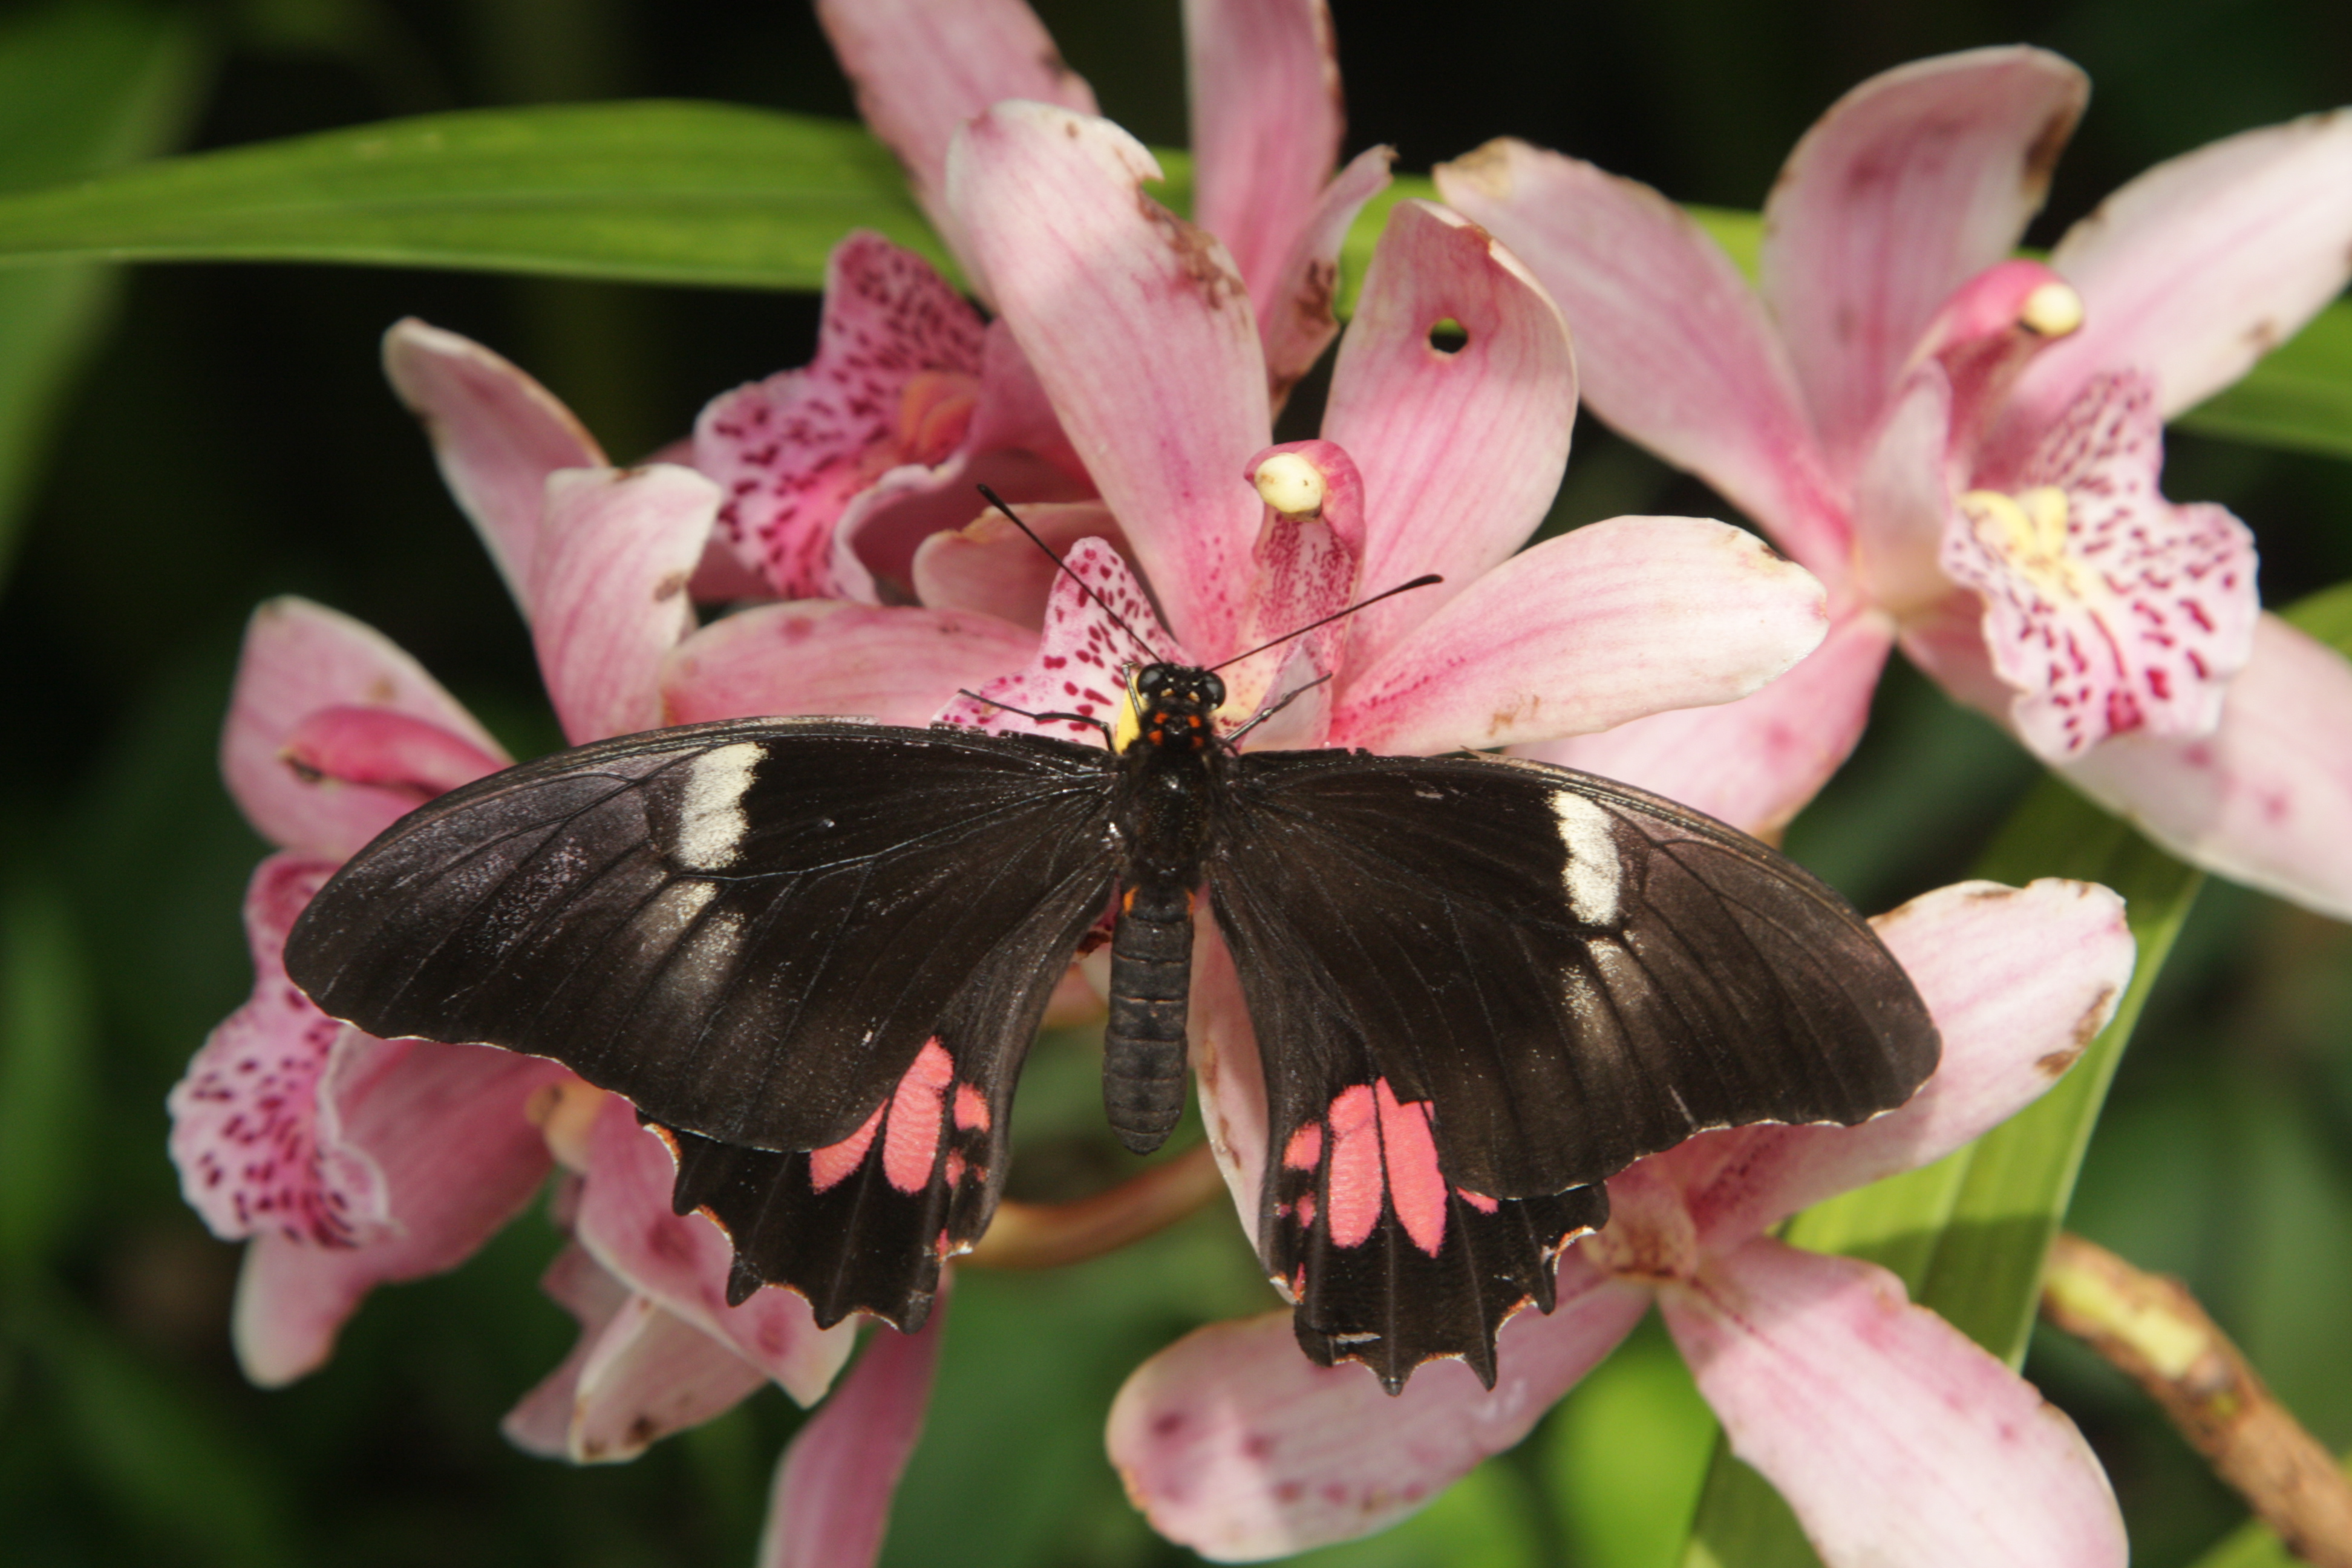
[965,1142,1224,1270]
[2041,1231,2352,1568]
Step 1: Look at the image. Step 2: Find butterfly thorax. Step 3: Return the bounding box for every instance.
[1100,662,1229,1152]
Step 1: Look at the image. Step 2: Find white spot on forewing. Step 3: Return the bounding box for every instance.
[1552,790,1621,926]
[674,742,762,871]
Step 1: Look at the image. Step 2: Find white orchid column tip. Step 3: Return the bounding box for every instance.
[1253,451,1330,517]
[2020,279,2085,337]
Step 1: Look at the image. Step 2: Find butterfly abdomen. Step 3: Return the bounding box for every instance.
[1103,877,1193,1152]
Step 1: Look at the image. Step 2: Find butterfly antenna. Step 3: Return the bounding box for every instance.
[976,485,1160,663]
[1206,573,1443,674]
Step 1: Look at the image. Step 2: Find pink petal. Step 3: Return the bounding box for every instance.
[230,1036,567,1386]
[504,1243,632,1457]
[1759,47,2088,477]
[1188,920,1270,1229]
[814,0,1095,286]
[1220,440,1367,732]
[1436,140,1849,581]
[662,599,1038,728]
[823,443,1093,605]
[382,318,604,611]
[1106,1258,1651,1560]
[221,598,509,858]
[1941,371,2258,761]
[946,102,1266,655]
[1663,1238,2125,1568]
[2063,612,2352,921]
[1849,364,1959,616]
[693,232,988,599]
[278,705,505,803]
[551,1292,768,1463]
[1327,517,1829,756]
[1258,146,1394,405]
[1319,199,1577,674]
[170,854,387,1249]
[2005,108,2352,440]
[1184,0,1344,316]
[909,500,1125,627]
[759,1308,944,1568]
[935,537,1186,740]
[1522,609,1892,838]
[574,1096,855,1406]
[530,465,717,744]
[1685,878,2134,1245]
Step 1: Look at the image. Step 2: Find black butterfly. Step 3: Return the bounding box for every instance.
[286,655,1938,1392]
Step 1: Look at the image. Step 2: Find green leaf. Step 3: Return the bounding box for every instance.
[0,0,202,586]
[0,877,98,1270]
[0,100,938,287]
[16,1286,299,1567]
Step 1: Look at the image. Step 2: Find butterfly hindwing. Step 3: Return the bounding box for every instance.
[1209,748,1938,1379]
[652,849,1108,1331]
[288,719,1123,1155]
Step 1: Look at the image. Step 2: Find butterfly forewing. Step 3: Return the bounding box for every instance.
[286,719,1123,1154]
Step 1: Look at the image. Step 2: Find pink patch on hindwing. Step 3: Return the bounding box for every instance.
[881,1040,956,1194]
[1310,1078,1451,1256]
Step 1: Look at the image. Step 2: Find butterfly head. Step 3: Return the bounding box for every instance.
[1114,662,1226,756]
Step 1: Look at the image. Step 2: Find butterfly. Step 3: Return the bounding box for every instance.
[285,586,1938,1394]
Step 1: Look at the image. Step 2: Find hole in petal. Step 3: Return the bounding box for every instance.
[1426,318,1468,355]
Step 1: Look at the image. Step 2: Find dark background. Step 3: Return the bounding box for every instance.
[2,1,2350,1564]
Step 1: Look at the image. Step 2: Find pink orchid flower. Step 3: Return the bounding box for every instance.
[1110,878,2136,1567]
[679,0,1393,622]
[168,460,880,1552]
[1436,46,2352,918]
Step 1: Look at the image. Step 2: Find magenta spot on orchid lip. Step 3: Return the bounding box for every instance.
[1151,1410,1186,1438]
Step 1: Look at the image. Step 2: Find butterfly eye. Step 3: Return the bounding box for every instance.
[1199,673,1226,709]
[1135,665,1169,695]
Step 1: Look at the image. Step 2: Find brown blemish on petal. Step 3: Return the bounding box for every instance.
[2021,105,2079,200]
[1965,884,2020,902]
[653,570,688,601]
[1138,193,1246,311]
[2074,982,2120,1048]
[2244,319,2281,353]
[1440,139,1517,198]
[2036,1045,2084,1079]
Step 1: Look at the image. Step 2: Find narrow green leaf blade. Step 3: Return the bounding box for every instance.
[0,100,939,287]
